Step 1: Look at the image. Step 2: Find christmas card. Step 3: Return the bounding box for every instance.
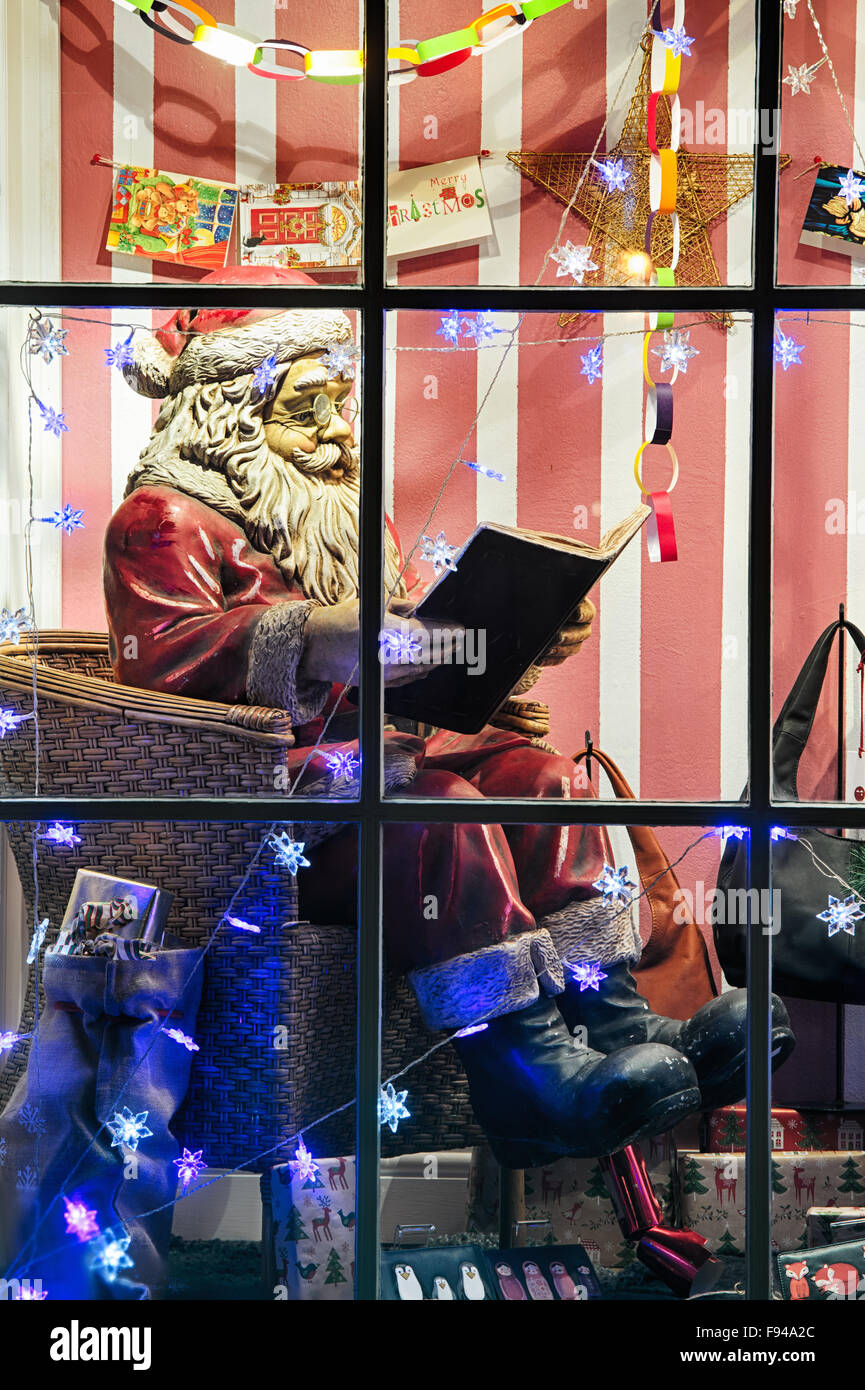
[800,163,865,261]
[106,166,239,270]
[238,181,362,272]
[386,157,493,260]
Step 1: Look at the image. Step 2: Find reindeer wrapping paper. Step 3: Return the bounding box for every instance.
[268,1156,356,1301]
[675,1151,865,1257]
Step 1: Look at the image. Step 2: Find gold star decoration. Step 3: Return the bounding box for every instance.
[508,37,790,327]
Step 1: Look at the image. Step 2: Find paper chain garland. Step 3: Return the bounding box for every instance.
[113,0,579,85]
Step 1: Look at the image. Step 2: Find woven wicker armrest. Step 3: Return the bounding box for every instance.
[0,631,294,747]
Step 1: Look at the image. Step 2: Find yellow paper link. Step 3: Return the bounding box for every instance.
[643,331,657,389]
[388,46,420,65]
[634,440,679,496]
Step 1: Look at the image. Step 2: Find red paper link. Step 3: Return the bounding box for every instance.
[645,490,678,563]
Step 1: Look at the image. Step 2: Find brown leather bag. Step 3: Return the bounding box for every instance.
[572,744,717,1020]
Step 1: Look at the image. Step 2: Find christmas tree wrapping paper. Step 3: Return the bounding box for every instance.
[702,1106,865,1154]
[265,1157,356,1301]
[675,1151,865,1257]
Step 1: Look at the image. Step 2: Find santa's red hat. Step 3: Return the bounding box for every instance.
[123,266,354,399]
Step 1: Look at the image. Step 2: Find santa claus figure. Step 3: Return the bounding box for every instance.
[104,268,793,1167]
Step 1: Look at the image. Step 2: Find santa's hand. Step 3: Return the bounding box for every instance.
[380,598,465,687]
[297,598,465,688]
[537,597,596,667]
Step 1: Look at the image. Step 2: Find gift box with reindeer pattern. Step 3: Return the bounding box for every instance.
[265,1156,357,1301]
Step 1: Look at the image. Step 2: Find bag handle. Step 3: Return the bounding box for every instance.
[572,744,699,966]
[773,618,865,799]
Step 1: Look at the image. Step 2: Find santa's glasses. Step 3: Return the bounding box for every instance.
[274,393,359,436]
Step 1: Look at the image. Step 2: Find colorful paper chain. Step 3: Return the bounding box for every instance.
[116,0,574,83]
[636,0,687,564]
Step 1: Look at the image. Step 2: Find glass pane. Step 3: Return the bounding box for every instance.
[376,815,737,1301]
[0,818,358,1302]
[387,3,755,289]
[383,308,751,800]
[2,2,363,285]
[0,302,363,801]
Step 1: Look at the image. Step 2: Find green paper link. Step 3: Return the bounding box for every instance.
[520,0,571,20]
[416,27,478,63]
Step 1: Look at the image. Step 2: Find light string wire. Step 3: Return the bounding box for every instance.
[793,832,865,903]
[4,22,657,1287]
[6,823,719,1279]
[804,0,865,172]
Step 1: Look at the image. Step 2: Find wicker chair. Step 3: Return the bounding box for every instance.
[0,632,482,1165]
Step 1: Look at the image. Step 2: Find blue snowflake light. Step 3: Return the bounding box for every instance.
[462,312,504,347]
[454,1023,489,1039]
[662,26,694,58]
[325,749,360,781]
[420,530,459,575]
[838,168,865,207]
[26,918,49,965]
[225,913,262,934]
[378,1082,411,1134]
[41,504,85,535]
[817,893,865,938]
[269,831,311,875]
[592,864,636,907]
[321,343,359,380]
[580,343,604,385]
[436,310,465,347]
[106,1106,153,1153]
[717,825,748,842]
[0,1030,27,1053]
[0,606,33,645]
[38,402,69,437]
[651,328,699,374]
[28,318,69,365]
[379,629,424,664]
[289,1138,320,1186]
[64,1196,100,1243]
[104,337,135,371]
[463,460,507,483]
[39,822,81,848]
[88,1226,134,1284]
[174,1147,206,1192]
[568,960,608,993]
[15,1283,48,1299]
[252,353,279,398]
[597,158,629,193]
[164,1027,199,1052]
[0,709,29,737]
[774,330,803,371]
[550,240,598,283]
[771,826,798,841]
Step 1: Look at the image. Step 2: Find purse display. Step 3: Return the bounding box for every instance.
[717,618,865,1004]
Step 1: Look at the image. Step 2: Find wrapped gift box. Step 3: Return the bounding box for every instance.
[701,1106,865,1154]
[677,1151,865,1255]
[778,1238,865,1301]
[806,1206,865,1247]
[264,1157,358,1301]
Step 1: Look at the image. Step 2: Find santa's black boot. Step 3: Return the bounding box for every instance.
[408,930,701,1168]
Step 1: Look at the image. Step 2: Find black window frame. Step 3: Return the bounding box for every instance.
[3,0,864,1302]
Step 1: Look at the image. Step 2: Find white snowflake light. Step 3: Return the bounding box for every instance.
[817,894,865,938]
[28,318,68,365]
[289,1138,320,1185]
[88,1226,134,1284]
[252,353,279,398]
[463,460,507,482]
[568,961,608,993]
[64,1196,100,1243]
[420,530,459,575]
[580,343,603,385]
[325,749,360,781]
[15,1283,48,1299]
[378,1082,411,1134]
[225,913,261,934]
[597,158,629,192]
[592,864,636,907]
[462,311,504,347]
[42,504,85,535]
[104,338,135,371]
[174,1147,206,1191]
[379,629,424,664]
[0,709,29,737]
[38,402,69,437]
[26,918,49,965]
[39,822,81,848]
[783,0,800,16]
[436,310,465,346]
[0,1030,26,1052]
[0,607,33,645]
[164,1027,199,1052]
[550,241,598,284]
[651,328,700,374]
[321,343,359,380]
[661,26,694,58]
[717,825,748,844]
[269,831,312,875]
[771,826,798,841]
[774,330,803,371]
[783,60,824,96]
[106,1106,153,1152]
[839,169,865,207]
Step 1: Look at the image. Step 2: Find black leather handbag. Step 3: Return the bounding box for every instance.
[717,617,865,1004]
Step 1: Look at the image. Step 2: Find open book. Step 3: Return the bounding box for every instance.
[385,503,650,734]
